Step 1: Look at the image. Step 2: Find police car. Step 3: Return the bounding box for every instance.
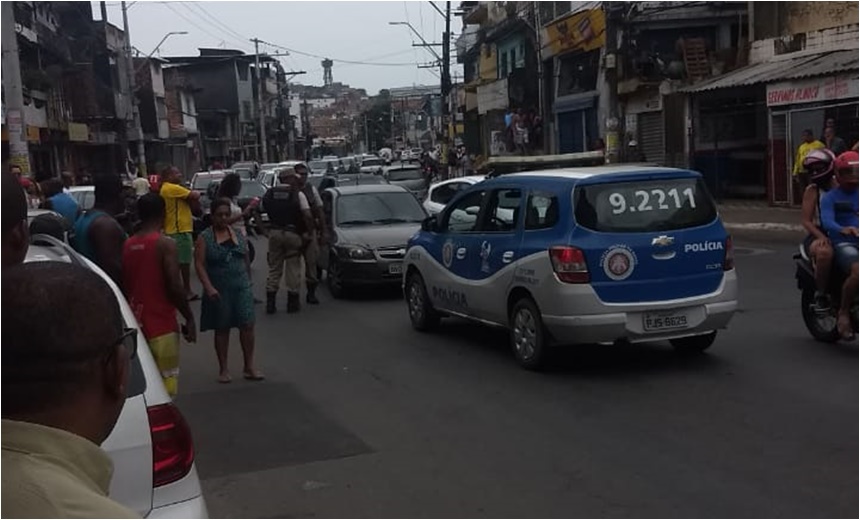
[403,164,738,369]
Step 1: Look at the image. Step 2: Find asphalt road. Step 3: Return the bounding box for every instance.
[174,233,858,519]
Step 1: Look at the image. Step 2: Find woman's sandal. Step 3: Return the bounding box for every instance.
[217,373,232,384]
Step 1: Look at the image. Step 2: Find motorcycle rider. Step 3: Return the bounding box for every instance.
[799,149,837,310]
[819,150,859,340]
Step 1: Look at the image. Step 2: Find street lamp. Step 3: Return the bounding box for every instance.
[147,31,188,59]
[134,31,188,76]
[388,21,442,61]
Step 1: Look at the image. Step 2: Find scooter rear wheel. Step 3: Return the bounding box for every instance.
[800,286,840,343]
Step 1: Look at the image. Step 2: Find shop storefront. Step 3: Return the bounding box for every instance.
[767,73,859,205]
[541,8,606,154]
[476,78,508,156]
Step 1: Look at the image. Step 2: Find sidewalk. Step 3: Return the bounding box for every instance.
[717,200,803,233]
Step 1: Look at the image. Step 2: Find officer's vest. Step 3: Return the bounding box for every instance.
[264,187,305,233]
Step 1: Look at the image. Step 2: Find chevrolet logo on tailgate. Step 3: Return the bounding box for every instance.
[651,235,674,247]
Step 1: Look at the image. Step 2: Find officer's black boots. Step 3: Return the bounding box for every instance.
[306,283,320,305]
[266,291,277,314]
[287,291,301,313]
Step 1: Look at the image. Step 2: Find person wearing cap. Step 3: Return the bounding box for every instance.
[261,170,314,314]
[793,129,825,185]
[294,162,327,306]
[627,140,646,162]
[819,151,859,340]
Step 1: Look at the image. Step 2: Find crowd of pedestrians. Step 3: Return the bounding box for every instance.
[5,157,344,394]
[2,168,139,517]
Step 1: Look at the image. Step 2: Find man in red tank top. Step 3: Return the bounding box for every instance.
[122,193,196,396]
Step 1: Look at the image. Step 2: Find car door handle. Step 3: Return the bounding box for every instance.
[502,251,514,263]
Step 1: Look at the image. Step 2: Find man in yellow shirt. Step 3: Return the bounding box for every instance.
[2,262,138,518]
[159,166,201,300]
[793,129,826,185]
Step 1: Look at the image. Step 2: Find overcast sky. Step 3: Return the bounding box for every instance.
[95,1,456,95]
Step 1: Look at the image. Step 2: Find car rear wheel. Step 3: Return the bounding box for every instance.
[510,298,548,370]
[406,272,440,331]
[327,255,347,299]
[670,331,717,353]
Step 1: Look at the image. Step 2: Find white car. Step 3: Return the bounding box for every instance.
[67,185,95,211]
[423,175,486,215]
[25,236,208,518]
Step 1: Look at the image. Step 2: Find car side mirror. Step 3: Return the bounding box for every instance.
[421,215,437,232]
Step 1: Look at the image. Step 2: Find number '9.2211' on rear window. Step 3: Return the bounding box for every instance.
[573,177,717,232]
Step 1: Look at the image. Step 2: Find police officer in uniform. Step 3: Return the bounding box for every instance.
[262,170,314,314]
[295,162,328,305]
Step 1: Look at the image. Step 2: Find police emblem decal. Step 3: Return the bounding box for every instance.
[442,241,454,268]
[600,244,637,281]
[480,240,492,273]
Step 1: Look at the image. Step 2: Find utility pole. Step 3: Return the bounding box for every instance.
[122,1,147,177]
[441,1,451,144]
[364,113,370,153]
[2,1,32,176]
[534,1,545,154]
[279,68,306,159]
[276,64,287,161]
[603,2,623,164]
[252,38,267,163]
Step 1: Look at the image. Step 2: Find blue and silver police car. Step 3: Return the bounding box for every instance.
[403,165,738,370]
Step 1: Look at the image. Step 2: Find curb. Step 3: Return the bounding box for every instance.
[724,222,804,232]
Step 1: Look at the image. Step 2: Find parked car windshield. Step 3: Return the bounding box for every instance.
[574,177,717,233]
[336,192,426,226]
[239,181,268,199]
[234,168,254,180]
[193,173,224,190]
[387,168,424,181]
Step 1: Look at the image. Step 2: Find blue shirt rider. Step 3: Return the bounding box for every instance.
[819,150,858,340]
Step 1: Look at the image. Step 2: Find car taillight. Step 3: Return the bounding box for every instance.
[147,403,194,487]
[723,235,734,271]
[549,246,589,283]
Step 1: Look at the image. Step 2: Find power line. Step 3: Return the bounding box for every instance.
[182,2,252,45]
[159,3,434,68]
[161,2,249,51]
[177,3,250,50]
[253,38,422,67]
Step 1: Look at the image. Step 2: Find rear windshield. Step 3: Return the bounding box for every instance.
[574,177,717,232]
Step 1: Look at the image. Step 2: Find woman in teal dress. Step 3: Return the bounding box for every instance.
[194,198,264,383]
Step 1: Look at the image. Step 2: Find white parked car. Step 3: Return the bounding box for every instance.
[25,235,208,518]
[423,175,486,215]
[67,185,95,211]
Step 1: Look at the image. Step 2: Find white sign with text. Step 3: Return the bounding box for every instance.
[766,75,859,107]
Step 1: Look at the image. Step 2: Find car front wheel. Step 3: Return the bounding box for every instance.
[406,272,440,331]
[327,255,347,299]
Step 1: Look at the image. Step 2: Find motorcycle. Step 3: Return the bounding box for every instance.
[794,246,858,342]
